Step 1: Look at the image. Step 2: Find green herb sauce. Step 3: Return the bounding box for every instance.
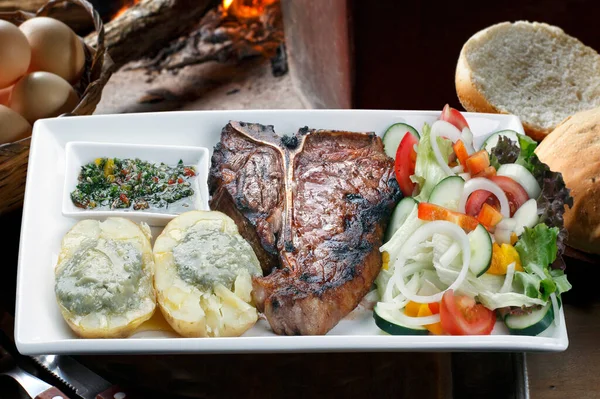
[71,158,196,211]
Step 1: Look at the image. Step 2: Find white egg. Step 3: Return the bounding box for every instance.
[54,218,156,338]
[19,17,85,83]
[9,71,79,124]
[0,105,32,145]
[0,20,30,89]
[153,211,262,337]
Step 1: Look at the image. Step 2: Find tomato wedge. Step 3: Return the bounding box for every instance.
[394,132,419,197]
[465,176,529,216]
[440,104,470,131]
[440,290,496,335]
[417,203,479,232]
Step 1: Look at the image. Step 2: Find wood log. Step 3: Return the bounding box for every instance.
[85,0,216,70]
[0,0,47,11]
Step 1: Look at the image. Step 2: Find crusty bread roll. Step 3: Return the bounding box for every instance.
[456,21,600,141]
[535,106,600,254]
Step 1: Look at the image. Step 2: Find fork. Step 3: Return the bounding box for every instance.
[0,344,70,399]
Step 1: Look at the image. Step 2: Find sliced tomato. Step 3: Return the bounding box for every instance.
[477,203,503,229]
[440,104,470,131]
[465,176,529,217]
[490,176,529,215]
[453,140,469,167]
[440,290,496,335]
[418,203,479,232]
[428,302,440,314]
[465,150,490,175]
[394,132,419,197]
[465,190,500,216]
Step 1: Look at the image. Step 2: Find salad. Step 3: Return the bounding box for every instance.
[374,105,573,336]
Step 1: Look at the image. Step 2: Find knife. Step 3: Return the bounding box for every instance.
[32,355,131,399]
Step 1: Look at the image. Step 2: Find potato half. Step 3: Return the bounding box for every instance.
[153,211,262,337]
[54,218,156,338]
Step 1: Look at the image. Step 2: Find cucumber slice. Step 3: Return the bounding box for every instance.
[428,176,465,211]
[505,301,554,336]
[383,123,420,159]
[373,305,429,335]
[385,197,418,240]
[468,224,493,276]
[480,130,521,153]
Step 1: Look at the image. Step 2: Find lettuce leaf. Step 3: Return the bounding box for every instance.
[412,123,453,202]
[487,135,573,263]
[514,224,572,300]
[515,224,558,267]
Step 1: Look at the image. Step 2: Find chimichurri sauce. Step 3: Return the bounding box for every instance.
[71,158,197,211]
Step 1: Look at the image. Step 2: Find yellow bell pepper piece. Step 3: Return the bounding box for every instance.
[417,303,444,335]
[487,243,523,275]
[404,301,422,317]
[510,233,518,246]
[103,158,115,177]
[382,251,390,270]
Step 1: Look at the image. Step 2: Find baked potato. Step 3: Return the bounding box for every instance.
[153,211,262,337]
[54,218,156,338]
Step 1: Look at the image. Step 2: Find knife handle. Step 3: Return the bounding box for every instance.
[36,387,70,399]
[96,385,129,399]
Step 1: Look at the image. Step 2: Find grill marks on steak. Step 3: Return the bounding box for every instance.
[209,121,400,335]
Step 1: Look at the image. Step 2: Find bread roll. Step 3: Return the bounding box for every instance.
[456,21,600,141]
[535,106,600,254]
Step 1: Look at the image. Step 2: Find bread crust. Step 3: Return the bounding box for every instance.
[535,106,600,254]
[455,23,557,142]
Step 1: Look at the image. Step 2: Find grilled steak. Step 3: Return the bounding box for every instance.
[209,121,400,335]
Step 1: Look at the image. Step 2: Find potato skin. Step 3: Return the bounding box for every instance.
[153,211,261,338]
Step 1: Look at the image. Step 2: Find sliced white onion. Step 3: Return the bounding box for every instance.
[431,120,462,176]
[551,293,560,329]
[451,165,464,174]
[512,199,539,235]
[500,262,516,293]
[459,177,511,217]
[439,241,461,268]
[377,305,442,326]
[497,164,541,198]
[458,172,471,181]
[461,127,476,154]
[393,221,471,303]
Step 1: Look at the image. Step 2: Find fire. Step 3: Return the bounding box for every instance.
[222,0,278,18]
[113,0,140,20]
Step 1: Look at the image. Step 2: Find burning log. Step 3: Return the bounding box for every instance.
[84,0,215,69]
[126,1,283,72]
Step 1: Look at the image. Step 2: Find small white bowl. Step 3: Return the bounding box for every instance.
[62,141,209,226]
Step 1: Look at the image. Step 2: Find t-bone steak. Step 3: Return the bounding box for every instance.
[209,121,400,335]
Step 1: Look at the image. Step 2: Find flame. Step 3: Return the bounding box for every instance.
[113,0,140,20]
[222,0,277,18]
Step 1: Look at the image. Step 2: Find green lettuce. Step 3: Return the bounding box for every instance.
[514,224,572,300]
[412,123,453,202]
[488,135,573,264]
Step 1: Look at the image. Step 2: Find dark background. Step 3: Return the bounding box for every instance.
[352,0,600,110]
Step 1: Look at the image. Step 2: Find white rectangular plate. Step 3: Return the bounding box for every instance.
[16,110,569,354]
[62,141,209,226]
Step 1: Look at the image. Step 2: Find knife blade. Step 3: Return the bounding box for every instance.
[31,355,130,399]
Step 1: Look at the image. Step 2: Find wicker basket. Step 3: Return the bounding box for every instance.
[0,0,113,215]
